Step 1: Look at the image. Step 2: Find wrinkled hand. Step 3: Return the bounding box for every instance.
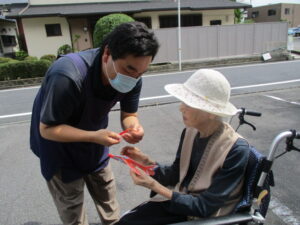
[93,129,121,146]
[121,125,144,144]
[130,168,156,189]
[121,146,155,165]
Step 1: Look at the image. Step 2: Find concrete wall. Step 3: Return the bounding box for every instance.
[22,17,72,58]
[152,22,288,64]
[29,0,144,5]
[133,9,234,29]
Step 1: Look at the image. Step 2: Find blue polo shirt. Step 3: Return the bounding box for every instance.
[30,48,142,182]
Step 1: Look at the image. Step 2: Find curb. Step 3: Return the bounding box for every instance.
[0,52,293,90]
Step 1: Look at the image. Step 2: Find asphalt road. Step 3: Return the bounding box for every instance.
[0,61,300,225]
[1,60,300,124]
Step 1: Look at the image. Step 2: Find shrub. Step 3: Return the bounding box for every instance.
[15,50,28,61]
[93,13,134,48]
[0,57,17,64]
[0,60,51,81]
[57,44,73,56]
[24,56,38,61]
[40,54,57,63]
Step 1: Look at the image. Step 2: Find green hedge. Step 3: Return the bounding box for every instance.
[40,54,57,63]
[0,57,18,64]
[93,13,134,48]
[0,60,51,81]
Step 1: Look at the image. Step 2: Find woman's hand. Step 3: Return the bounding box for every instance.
[121,146,155,165]
[121,124,144,144]
[129,168,173,199]
[130,168,156,189]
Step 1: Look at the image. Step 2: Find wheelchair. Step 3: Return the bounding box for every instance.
[170,108,300,225]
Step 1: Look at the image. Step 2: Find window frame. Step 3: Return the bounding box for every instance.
[134,17,152,29]
[1,35,17,47]
[45,24,62,37]
[159,14,202,28]
[268,9,276,16]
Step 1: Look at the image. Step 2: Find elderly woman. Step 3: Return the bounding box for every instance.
[116,69,250,225]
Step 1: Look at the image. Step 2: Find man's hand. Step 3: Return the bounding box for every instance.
[121,146,155,165]
[121,124,144,144]
[92,129,121,146]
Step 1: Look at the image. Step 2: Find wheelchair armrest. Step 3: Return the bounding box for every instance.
[168,212,265,225]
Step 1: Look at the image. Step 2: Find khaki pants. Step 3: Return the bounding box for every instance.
[47,164,120,225]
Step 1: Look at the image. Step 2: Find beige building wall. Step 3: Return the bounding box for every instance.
[202,9,234,26]
[22,17,72,58]
[280,4,300,27]
[29,0,144,5]
[133,9,234,29]
[248,3,300,27]
[248,4,281,23]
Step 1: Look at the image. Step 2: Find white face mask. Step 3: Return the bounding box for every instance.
[105,61,140,93]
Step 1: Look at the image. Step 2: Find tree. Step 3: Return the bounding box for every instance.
[234,9,243,24]
[93,13,134,48]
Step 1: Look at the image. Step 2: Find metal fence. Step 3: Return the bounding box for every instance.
[152,22,288,64]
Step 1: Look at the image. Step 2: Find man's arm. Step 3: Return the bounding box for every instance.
[40,123,121,146]
[39,72,121,147]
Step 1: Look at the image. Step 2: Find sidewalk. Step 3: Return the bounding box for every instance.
[0,49,295,90]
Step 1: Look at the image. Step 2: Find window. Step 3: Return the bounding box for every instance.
[135,17,152,29]
[45,24,62,37]
[1,35,17,47]
[159,15,178,28]
[210,20,222,25]
[181,14,202,27]
[252,11,259,18]
[159,14,202,28]
[268,9,276,16]
[285,8,290,15]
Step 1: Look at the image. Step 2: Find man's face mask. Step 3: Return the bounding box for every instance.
[105,60,140,93]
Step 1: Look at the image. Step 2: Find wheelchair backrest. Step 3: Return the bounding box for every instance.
[235,146,274,217]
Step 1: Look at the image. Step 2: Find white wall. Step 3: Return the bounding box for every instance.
[202,9,235,26]
[22,17,72,58]
[29,0,144,5]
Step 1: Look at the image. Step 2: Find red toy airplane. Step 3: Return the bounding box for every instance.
[108,153,157,176]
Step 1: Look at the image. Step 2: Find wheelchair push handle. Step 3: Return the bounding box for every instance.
[244,110,261,117]
[257,130,300,188]
[234,108,262,131]
[236,108,262,117]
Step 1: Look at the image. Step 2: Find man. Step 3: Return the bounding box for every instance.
[30,22,159,225]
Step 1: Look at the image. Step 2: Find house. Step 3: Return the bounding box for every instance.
[0,3,27,57]
[247,3,300,28]
[6,0,250,58]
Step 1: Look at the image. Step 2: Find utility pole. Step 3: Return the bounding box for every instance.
[177,0,182,71]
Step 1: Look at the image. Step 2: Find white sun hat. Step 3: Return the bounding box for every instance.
[164,69,237,117]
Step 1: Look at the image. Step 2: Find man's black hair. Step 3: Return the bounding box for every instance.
[100,21,159,60]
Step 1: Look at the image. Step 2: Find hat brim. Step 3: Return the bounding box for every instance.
[165,83,237,117]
